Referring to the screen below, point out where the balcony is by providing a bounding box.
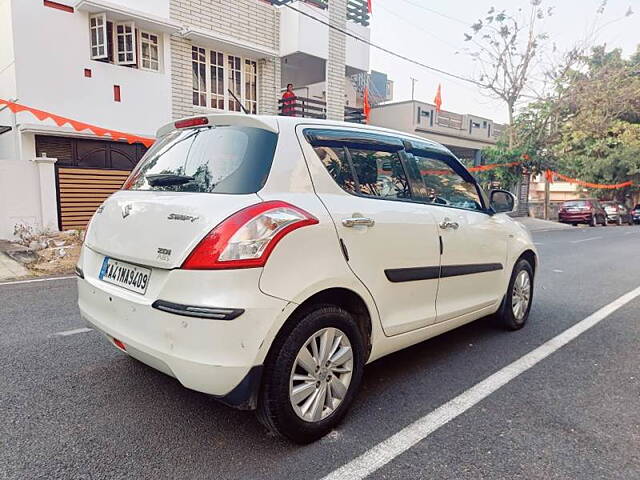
[277,96,366,123]
[271,0,370,27]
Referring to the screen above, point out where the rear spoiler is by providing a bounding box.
[156,114,279,138]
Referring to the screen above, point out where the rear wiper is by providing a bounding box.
[146,174,194,187]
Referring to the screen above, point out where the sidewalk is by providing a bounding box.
[514,216,572,233]
[0,251,31,281]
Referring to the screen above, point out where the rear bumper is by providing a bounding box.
[77,246,290,406]
[558,211,594,223]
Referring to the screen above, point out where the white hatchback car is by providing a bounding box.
[77,114,537,443]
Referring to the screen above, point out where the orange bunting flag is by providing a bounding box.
[552,171,633,189]
[434,84,443,113]
[0,98,154,147]
[367,0,372,14]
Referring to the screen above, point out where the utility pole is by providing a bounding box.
[410,77,418,101]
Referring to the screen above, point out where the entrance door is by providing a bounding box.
[300,128,442,336]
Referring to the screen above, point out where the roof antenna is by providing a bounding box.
[227,89,249,114]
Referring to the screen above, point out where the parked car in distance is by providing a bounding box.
[631,204,640,224]
[558,199,607,226]
[77,114,538,443]
[602,201,634,225]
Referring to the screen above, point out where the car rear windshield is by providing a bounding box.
[563,201,589,207]
[123,126,278,194]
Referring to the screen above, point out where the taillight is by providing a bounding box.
[181,201,319,270]
[174,117,208,129]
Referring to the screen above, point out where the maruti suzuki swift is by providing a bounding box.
[77,114,537,443]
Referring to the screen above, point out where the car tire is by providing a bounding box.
[256,305,365,444]
[496,259,534,331]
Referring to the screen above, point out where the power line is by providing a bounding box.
[282,3,483,87]
[392,0,470,26]
[375,2,464,53]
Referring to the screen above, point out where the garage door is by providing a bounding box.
[56,167,131,231]
[36,135,148,231]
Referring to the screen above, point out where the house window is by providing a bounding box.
[244,60,257,114]
[192,46,207,107]
[210,51,224,110]
[140,31,159,71]
[89,13,107,59]
[115,22,136,65]
[191,46,258,113]
[228,55,242,112]
[88,13,161,71]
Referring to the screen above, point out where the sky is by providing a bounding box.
[368,0,639,123]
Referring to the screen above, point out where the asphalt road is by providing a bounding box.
[1,224,639,480]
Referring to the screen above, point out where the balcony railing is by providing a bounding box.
[278,96,366,123]
[271,0,370,27]
[435,111,464,130]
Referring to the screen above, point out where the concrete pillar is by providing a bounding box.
[258,57,281,116]
[31,156,59,232]
[474,149,482,166]
[326,0,347,121]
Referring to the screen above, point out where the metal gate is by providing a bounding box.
[56,167,131,231]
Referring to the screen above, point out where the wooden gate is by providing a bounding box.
[56,167,131,231]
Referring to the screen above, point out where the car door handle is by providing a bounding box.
[342,217,375,228]
[439,217,459,230]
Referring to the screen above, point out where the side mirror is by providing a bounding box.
[490,189,516,214]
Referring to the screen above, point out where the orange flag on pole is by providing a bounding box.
[434,84,442,113]
[363,87,371,123]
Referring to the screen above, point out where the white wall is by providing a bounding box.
[0,0,17,159]
[369,102,415,133]
[10,0,172,137]
[280,1,369,72]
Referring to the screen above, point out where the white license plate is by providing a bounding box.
[99,257,151,294]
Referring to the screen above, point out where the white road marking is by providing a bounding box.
[534,242,544,246]
[322,285,640,480]
[570,236,602,244]
[552,269,563,273]
[55,327,93,336]
[0,275,75,286]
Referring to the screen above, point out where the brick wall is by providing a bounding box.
[169,0,280,118]
[326,0,347,121]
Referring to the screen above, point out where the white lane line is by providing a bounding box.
[552,269,563,273]
[570,236,602,244]
[55,327,93,337]
[322,285,640,480]
[0,275,75,286]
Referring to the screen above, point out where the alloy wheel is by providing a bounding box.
[512,270,531,322]
[289,327,353,422]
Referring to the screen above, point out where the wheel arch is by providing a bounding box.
[265,287,373,367]
[517,249,538,275]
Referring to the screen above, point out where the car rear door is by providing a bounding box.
[299,128,441,336]
[403,145,509,323]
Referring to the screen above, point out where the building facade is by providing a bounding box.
[370,100,505,163]
[0,0,376,238]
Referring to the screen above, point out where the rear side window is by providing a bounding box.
[563,201,588,208]
[348,149,410,200]
[313,146,356,194]
[305,128,411,201]
[124,126,277,194]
